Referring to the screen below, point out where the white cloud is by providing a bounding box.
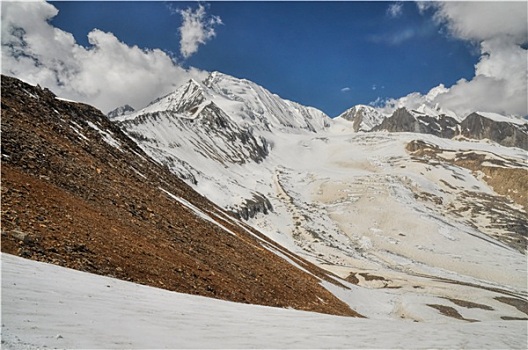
[177,4,222,59]
[385,2,528,117]
[1,0,208,113]
[434,38,527,117]
[427,2,527,44]
[387,3,403,18]
[378,85,449,115]
[340,87,351,93]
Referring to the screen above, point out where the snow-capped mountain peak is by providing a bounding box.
[127,78,207,119]
[117,71,331,134]
[200,71,331,132]
[335,104,386,132]
[107,104,135,119]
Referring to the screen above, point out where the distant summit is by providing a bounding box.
[107,104,135,119]
[335,104,386,132]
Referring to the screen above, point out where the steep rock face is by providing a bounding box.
[416,114,459,138]
[0,75,361,317]
[373,108,528,150]
[200,102,270,163]
[373,108,419,133]
[461,113,528,150]
[373,108,459,138]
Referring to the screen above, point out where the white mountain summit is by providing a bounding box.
[117,71,331,132]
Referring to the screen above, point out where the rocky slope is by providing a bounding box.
[373,107,459,138]
[0,75,361,317]
[460,112,528,150]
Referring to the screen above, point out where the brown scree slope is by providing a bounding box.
[1,75,361,317]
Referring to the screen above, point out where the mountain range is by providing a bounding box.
[2,72,527,347]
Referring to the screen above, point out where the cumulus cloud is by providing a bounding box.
[377,85,450,115]
[385,2,528,117]
[1,0,208,113]
[424,2,527,44]
[387,3,403,18]
[176,4,222,59]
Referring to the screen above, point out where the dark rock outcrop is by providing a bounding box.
[229,193,274,220]
[373,108,459,138]
[460,113,528,150]
[374,108,528,150]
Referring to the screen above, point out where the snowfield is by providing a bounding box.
[2,253,526,349]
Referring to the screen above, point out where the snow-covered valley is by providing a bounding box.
[113,71,527,326]
[249,130,528,324]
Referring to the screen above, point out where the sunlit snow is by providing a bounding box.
[2,253,526,349]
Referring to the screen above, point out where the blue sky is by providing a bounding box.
[48,1,477,116]
[3,1,526,117]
